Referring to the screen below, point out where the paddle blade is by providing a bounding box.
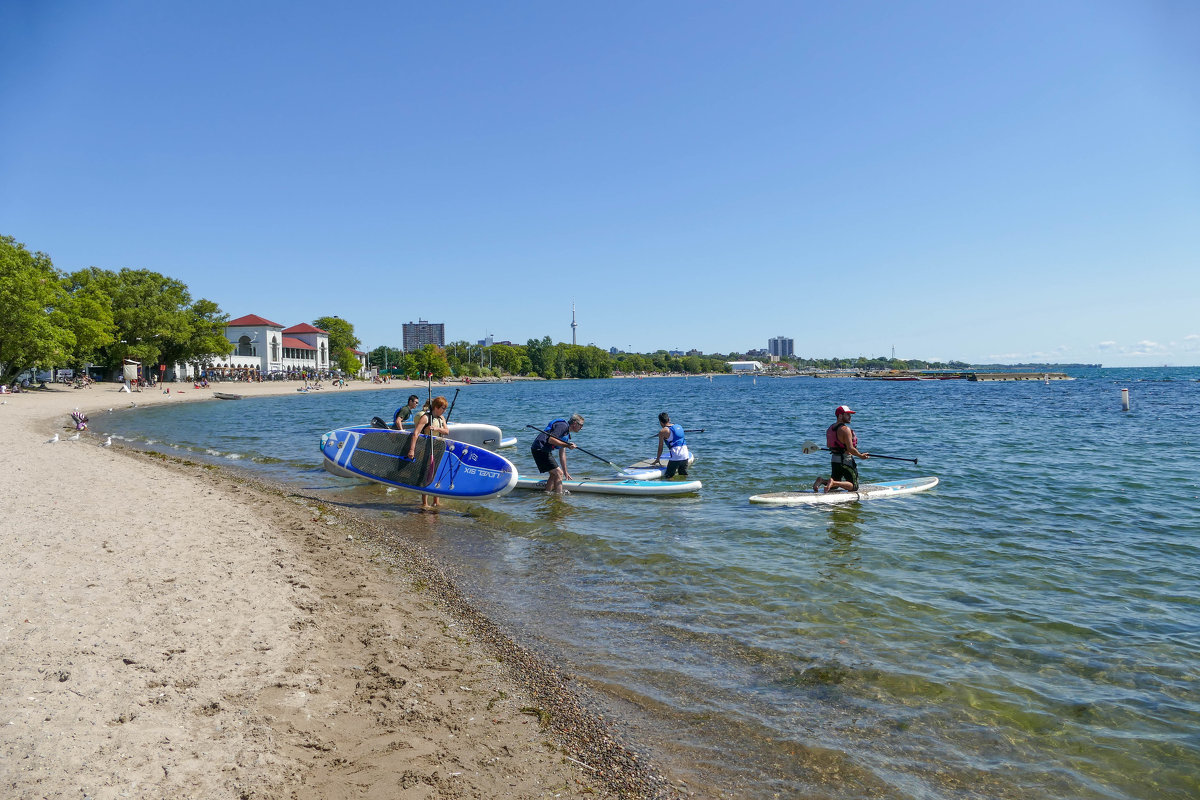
[801,440,821,455]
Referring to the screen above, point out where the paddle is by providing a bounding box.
[525,424,631,475]
[801,440,918,464]
[445,388,461,422]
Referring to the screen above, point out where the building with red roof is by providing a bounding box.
[219,315,332,376]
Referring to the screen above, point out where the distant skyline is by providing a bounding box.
[2,1,1198,367]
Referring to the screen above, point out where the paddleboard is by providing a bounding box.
[320,426,518,499]
[498,436,517,449]
[514,476,702,496]
[749,476,939,506]
[616,452,697,480]
[446,422,506,451]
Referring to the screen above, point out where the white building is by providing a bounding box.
[217,314,332,376]
[727,360,765,373]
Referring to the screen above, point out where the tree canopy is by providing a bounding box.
[313,316,360,373]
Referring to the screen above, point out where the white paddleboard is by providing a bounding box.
[617,452,697,480]
[749,476,939,506]
[446,422,505,451]
[515,476,702,496]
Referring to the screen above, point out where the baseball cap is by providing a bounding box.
[834,405,856,416]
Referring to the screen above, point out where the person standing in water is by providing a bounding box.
[652,412,691,478]
[530,414,584,494]
[393,394,420,430]
[407,395,450,510]
[814,405,870,492]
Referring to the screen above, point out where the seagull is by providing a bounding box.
[108,408,113,412]
[67,432,81,441]
[46,434,59,443]
[129,402,137,408]
[102,437,112,447]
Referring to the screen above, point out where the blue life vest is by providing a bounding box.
[536,419,571,449]
[665,423,686,449]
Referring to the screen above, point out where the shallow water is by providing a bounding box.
[102,369,1200,799]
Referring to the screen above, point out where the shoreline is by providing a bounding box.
[0,380,682,799]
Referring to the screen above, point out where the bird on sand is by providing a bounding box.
[67,432,81,441]
[102,437,112,447]
[46,433,59,443]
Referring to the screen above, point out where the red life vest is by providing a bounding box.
[827,422,857,452]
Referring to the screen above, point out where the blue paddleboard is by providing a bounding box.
[320,426,518,499]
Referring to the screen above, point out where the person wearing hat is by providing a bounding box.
[813,405,870,492]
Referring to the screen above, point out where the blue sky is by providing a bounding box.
[2,1,1197,366]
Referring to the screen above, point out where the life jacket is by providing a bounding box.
[536,419,570,449]
[827,422,856,453]
[665,424,686,450]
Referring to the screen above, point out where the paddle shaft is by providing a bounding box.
[524,424,626,473]
[818,446,917,464]
[646,428,705,437]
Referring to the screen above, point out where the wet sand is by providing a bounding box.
[0,380,681,799]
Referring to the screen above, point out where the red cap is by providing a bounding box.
[835,405,856,416]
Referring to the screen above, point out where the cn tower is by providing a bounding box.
[571,301,578,345]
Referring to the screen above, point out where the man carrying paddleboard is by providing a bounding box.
[531,414,584,494]
[652,412,691,478]
[813,405,870,492]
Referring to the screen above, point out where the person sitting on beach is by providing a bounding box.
[813,405,870,492]
[406,395,450,510]
[531,414,584,494]
[652,412,691,479]
[393,395,421,430]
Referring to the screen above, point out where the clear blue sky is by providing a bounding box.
[3,1,1197,366]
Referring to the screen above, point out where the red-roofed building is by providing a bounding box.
[220,315,331,375]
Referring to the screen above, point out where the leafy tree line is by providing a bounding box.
[366,338,734,381]
[0,234,369,385]
[1,235,234,385]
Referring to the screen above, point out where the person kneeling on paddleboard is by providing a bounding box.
[652,412,691,479]
[814,405,870,492]
[531,414,584,494]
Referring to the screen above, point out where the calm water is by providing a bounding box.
[102,369,1200,799]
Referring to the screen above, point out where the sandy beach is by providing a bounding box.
[0,380,676,799]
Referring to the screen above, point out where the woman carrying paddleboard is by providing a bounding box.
[813,405,870,493]
[407,395,450,510]
[531,414,584,494]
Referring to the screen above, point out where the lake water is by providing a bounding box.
[101,368,1200,799]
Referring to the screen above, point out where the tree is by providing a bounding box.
[312,316,360,371]
[0,235,80,384]
[368,345,404,372]
[409,344,450,380]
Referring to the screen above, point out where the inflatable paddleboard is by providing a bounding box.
[446,422,505,450]
[749,476,939,506]
[617,452,697,480]
[514,476,702,496]
[320,426,518,499]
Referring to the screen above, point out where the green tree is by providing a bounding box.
[313,316,360,371]
[0,235,80,384]
[368,345,404,372]
[409,344,450,380]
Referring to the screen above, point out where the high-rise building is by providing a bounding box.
[402,319,445,352]
[769,336,794,358]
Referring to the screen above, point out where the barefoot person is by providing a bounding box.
[531,414,584,494]
[814,405,870,492]
[652,412,691,479]
[407,395,449,510]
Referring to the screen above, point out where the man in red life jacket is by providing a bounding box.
[813,405,870,492]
